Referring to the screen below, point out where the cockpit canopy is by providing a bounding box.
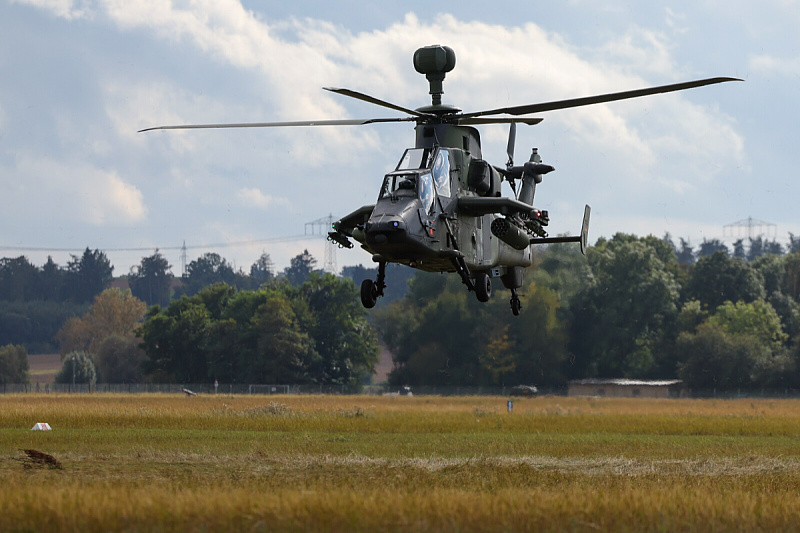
[379,172,435,214]
[390,147,453,198]
[396,148,434,171]
[380,173,419,197]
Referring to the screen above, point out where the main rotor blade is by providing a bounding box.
[459,77,743,119]
[457,117,543,126]
[138,117,413,133]
[324,87,434,118]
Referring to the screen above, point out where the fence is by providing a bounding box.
[1,383,330,395]
[1,382,799,398]
[0,383,562,396]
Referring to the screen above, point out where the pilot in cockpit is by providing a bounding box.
[396,176,415,190]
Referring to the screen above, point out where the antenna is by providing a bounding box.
[305,214,337,274]
[723,217,777,241]
[180,240,188,276]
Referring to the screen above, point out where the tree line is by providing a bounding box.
[40,274,378,389]
[375,233,800,393]
[3,234,800,394]
[0,248,112,353]
[0,248,323,352]
[671,233,800,264]
[139,275,377,387]
[0,245,378,388]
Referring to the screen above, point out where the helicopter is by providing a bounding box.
[141,45,740,315]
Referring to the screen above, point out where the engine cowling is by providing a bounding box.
[467,159,501,197]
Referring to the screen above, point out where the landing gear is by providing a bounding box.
[450,254,476,292]
[360,279,378,308]
[510,289,522,316]
[475,271,491,302]
[360,261,387,309]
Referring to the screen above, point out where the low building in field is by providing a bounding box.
[567,379,686,398]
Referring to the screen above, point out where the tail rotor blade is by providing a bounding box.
[506,122,517,168]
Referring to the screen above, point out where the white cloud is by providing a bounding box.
[99,171,147,223]
[2,154,147,225]
[103,0,273,68]
[104,80,205,154]
[2,1,755,273]
[593,212,729,242]
[664,7,689,34]
[112,5,743,234]
[596,27,678,77]
[83,3,742,191]
[11,0,92,19]
[749,54,800,77]
[236,187,291,210]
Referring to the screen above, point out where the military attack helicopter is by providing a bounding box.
[141,45,739,315]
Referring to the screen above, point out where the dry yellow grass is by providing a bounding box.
[2,394,800,531]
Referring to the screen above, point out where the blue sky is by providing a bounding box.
[1,0,798,276]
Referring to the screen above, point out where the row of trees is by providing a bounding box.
[54,288,148,384]
[0,344,29,385]
[0,249,113,304]
[140,275,377,386]
[376,234,800,392]
[569,235,800,390]
[7,234,794,308]
[129,249,323,304]
[4,234,800,393]
[668,233,800,265]
[0,247,327,306]
[0,248,327,352]
[43,274,378,388]
[374,273,572,389]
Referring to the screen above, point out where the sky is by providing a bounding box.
[1,0,798,277]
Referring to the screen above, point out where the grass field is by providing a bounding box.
[2,394,800,532]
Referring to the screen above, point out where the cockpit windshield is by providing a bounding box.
[396,148,434,170]
[432,149,451,198]
[380,173,418,198]
[379,172,436,214]
[419,172,434,213]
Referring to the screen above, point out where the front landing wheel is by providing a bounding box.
[475,272,492,303]
[361,279,378,308]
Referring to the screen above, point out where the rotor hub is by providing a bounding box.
[415,104,462,117]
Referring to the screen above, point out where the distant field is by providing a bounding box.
[2,394,800,532]
[26,353,61,384]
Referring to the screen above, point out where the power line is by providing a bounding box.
[0,234,319,254]
[723,216,778,241]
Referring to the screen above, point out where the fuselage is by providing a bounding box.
[355,123,532,273]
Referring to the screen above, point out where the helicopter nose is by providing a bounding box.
[367,218,405,231]
[365,217,406,245]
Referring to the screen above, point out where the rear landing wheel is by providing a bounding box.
[475,272,492,303]
[361,279,378,308]
[510,290,522,316]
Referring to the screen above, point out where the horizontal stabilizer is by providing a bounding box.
[530,205,591,255]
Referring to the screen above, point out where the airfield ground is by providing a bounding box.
[1,394,800,531]
[26,353,60,384]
